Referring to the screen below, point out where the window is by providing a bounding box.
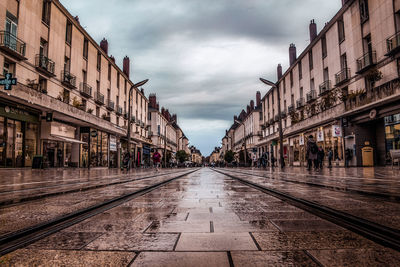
[116,117,119,126]
[300,87,303,98]
[65,20,72,45]
[64,56,70,72]
[39,38,48,57]
[298,61,302,80]
[338,17,345,43]
[124,80,127,95]
[96,80,100,92]
[291,94,294,106]
[309,50,313,70]
[340,53,347,70]
[290,71,293,87]
[283,79,286,94]
[97,52,101,71]
[63,89,70,104]
[310,78,315,91]
[117,73,120,88]
[5,12,18,37]
[3,60,15,76]
[42,0,51,25]
[83,38,88,59]
[364,34,372,54]
[108,63,111,81]
[39,76,47,93]
[82,70,87,83]
[271,91,274,104]
[323,68,329,81]
[360,0,369,23]
[321,35,327,58]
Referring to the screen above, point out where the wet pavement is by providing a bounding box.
[215,167,400,230]
[1,168,400,266]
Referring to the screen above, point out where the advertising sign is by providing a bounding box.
[317,129,324,142]
[332,125,342,137]
[299,134,304,145]
[110,135,117,151]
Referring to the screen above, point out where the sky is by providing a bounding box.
[61,0,341,156]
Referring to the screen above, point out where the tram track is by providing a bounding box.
[0,168,199,256]
[0,169,189,206]
[222,168,400,202]
[212,168,400,252]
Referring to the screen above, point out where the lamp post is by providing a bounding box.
[163,120,176,168]
[234,119,247,167]
[127,79,149,166]
[259,77,285,169]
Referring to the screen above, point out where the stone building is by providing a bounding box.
[0,0,150,168]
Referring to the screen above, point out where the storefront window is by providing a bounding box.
[24,123,38,167]
[0,117,4,166]
[90,131,98,167]
[101,132,108,167]
[81,133,89,167]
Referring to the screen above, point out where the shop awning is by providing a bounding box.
[50,135,87,144]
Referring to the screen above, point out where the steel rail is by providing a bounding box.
[0,169,199,256]
[212,168,400,252]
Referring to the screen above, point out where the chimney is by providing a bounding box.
[161,107,165,116]
[234,115,238,122]
[172,114,177,123]
[247,105,250,114]
[277,64,283,80]
[74,16,80,24]
[149,94,157,109]
[309,19,317,42]
[110,55,115,63]
[289,43,296,66]
[256,91,261,107]
[100,38,108,54]
[250,100,255,110]
[123,56,130,78]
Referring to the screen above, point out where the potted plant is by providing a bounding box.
[87,108,93,114]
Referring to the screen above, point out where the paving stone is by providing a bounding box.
[27,232,103,250]
[131,252,230,267]
[175,233,258,251]
[231,251,318,266]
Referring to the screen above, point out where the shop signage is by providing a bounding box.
[0,73,17,90]
[332,125,342,137]
[0,105,38,123]
[317,129,324,142]
[90,130,97,138]
[109,135,117,151]
[299,134,304,145]
[385,113,400,125]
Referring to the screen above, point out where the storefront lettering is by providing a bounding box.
[4,106,30,116]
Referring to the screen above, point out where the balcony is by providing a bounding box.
[61,70,76,88]
[269,118,275,125]
[0,31,26,60]
[319,80,332,96]
[35,54,55,76]
[306,90,317,102]
[131,116,136,123]
[288,104,295,113]
[335,68,351,86]
[116,105,123,115]
[356,51,377,74]
[79,83,92,98]
[106,99,115,111]
[94,91,104,105]
[386,32,400,56]
[124,112,128,119]
[296,98,305,109]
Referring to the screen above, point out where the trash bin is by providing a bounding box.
[361,145,374,167]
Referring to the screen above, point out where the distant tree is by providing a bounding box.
[224,150,235,163]
[176,150,188,163]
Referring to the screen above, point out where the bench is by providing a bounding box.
[390,149,400,169]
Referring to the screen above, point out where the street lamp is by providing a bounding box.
[164,120,176,168]
[234,119,247,167]
[127,79,149,165]
[259,77,285,169]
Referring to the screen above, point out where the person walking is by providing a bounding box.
[327,148,333,168]
[306,135,318,171]
[152,150,161,172]
[317,146,325,171]
[123,151,131,171]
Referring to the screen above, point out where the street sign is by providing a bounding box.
[0,73,17,90]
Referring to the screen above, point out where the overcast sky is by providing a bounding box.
[61,0,341,156]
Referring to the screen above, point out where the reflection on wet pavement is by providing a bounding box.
[1,168,400,266]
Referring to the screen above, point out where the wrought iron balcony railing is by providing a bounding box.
[106,99,115,111]
[288,104,295,113]
[306,90,317,102]
[94,91,105,105]
[79,83,92,98]
[319,80,332,95]
[116,105,123,115]
[296,98,305,109]
[387,32,400,56]
[35,54,55,76]
[61,70,76,88]
[356,51,376,73]
[0,31,26,60]
[335,68,350,86]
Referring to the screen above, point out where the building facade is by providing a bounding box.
[0,0,150,168]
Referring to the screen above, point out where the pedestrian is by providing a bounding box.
[317,146,325,170]
[271,153,275,167]
[345,148,352,167]
[328,148,333,168]
[123,151,130,171]
[152,150,161,171]
[306,135,318,170]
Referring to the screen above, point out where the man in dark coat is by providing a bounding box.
[306,135,318,170]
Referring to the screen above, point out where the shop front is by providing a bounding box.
[80,127,109,168]
[0,104,39,168]
[41,121,84,168]
[385,113,400,163]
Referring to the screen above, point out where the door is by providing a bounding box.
[5,18,18,50]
